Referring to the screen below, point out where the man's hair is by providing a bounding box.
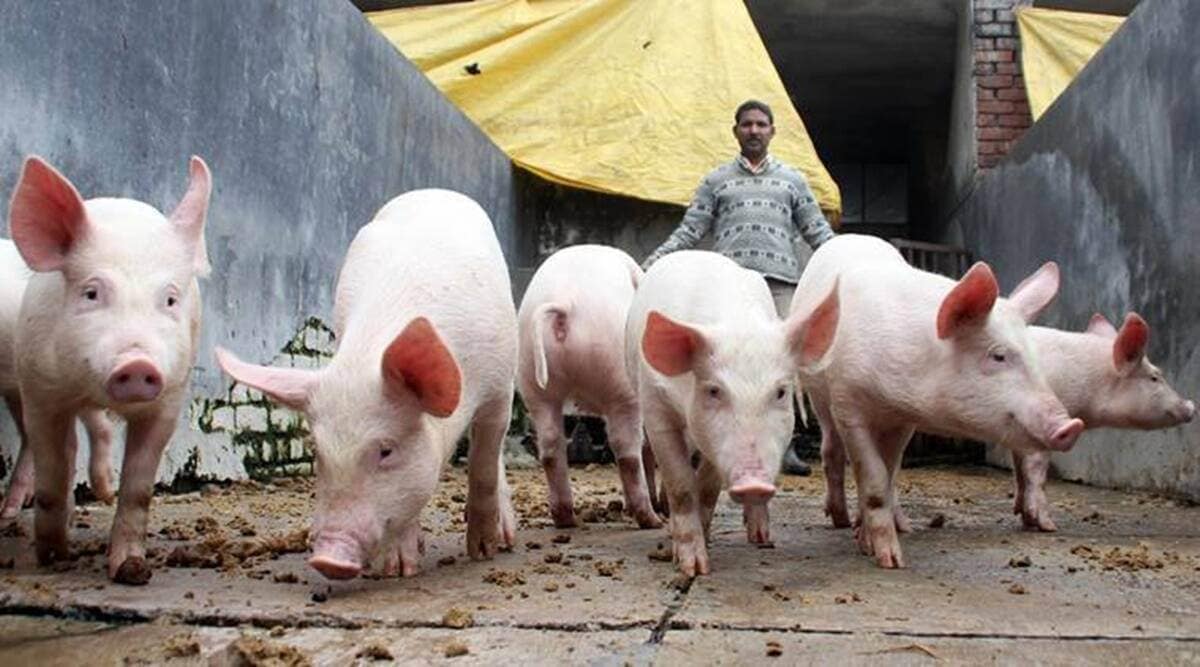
[734,99,774,125]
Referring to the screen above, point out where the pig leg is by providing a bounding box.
[28,403,78,565]
[381,521,425,578]
[812,396,851,529]
[1012,452,1028,518]
[466,396,516,560]
[642,440,667,516]
[883,427,915,534]
[81,409,116,504]
[606,406,662,529]
[497,458,516,549]
[843,421,905,569]
[107,408,177,584]
[1013,451,1056,532]
[529,401,575,527]
[743,502,770,545]
[695,458,722,540]
[647,413,709,576]
[849,427,915,534]
[1,393,34,520]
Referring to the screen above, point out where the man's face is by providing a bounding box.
[733,108,775,160]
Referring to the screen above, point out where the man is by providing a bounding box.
[642,99,836,475]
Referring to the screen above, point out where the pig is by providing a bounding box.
[516,244,661,529]
[1010,313,1195,531]
[0,239,117,518]
[626,250,839,576]
[792,234,1083,568]
[8,155,211,584]
[215,189,518,580]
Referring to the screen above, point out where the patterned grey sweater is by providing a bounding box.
[644,155,835,284]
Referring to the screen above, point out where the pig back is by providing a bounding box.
[517,245,639,398]
[334,189,517,413]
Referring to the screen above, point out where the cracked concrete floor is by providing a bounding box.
[0,464,1197,665]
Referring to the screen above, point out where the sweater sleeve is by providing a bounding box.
[792,176,835,250]
[642,176,716,269]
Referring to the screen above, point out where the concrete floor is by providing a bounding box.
[0,465,1197,665]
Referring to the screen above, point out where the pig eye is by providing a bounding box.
[82,286,100,301]
[705,384,722,400]
[1150,374,1161,384]
[380,446,394,460]
[988,348,1008,363]
[163,286,181,309]
[775,386,787,401]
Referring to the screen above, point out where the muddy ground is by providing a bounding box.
[0,464,1197,665]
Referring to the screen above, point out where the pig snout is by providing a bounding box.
[308,534,364,580]
[105,357,164,403]
[728,470,776,504]
[1045,417,1084,452]
[1017,398,1084,452]
[1172,399,1195,424]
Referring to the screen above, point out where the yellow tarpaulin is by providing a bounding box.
[368,0,841,217]
[1016,7,1125,121]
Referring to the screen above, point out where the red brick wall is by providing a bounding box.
[975,0,1034,168]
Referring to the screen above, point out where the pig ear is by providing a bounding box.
[169,156,212,277]
[8,156,89,272]
[936,262,999,339]
[1112,312,1149,375]
[381,317,462,418]
[1086,312,1118,339]
[1007,261,1060,323]
[642,311,708,376]
[214,346,316,411]
[786,277,839,371]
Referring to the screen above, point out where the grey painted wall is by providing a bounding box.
[952,0,1200,498]
[936,0,977,245]
[512,170,685,297]
[0,0,517,483]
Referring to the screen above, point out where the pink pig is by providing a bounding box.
[1011,313,1195,531]
[216,189,518,580]
[9,156,211,584]
[0,239,116,518]
[792,234,1082,568]
[516,245,661,529]
[627,250,839,576]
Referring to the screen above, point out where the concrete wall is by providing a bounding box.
[0,0,518,483]
[935,0,978,244]
[512,170,684,295]
[952,0,1200,499]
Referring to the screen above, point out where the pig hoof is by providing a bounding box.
[91,482,116,506]
[0,489,33,520]
[0,502,23,521]
[893,508,913,534]
[876,550,905,569]
[862,523,905,569]
[112,556,153,585]
[634,509,664,530]
[671,536,710,577]
[35,538,69,566]
[466,511,502,561]
[746,525,771,545]
[401,558,421,578]
[1021,511,1057,532]
[549,503,577,528]
[825,504,851,529]
[498,511,516,550]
